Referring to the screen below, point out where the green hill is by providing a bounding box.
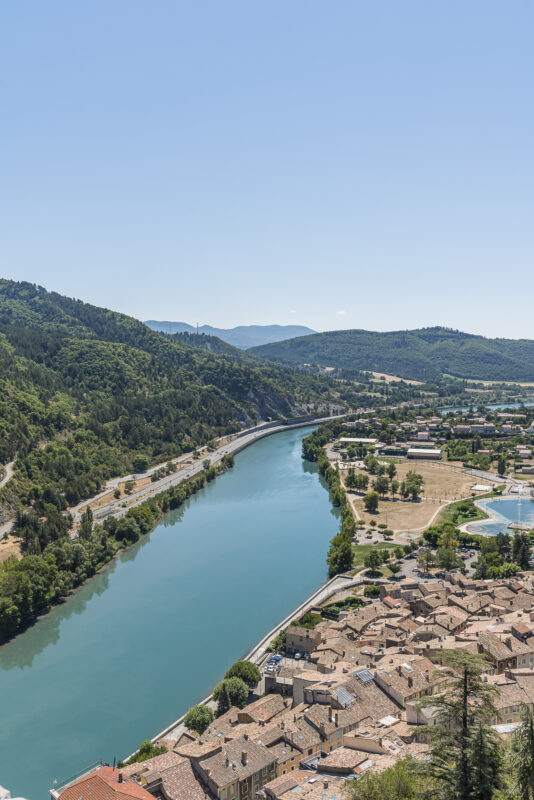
[0,280,338,512]
[250,327,534,382]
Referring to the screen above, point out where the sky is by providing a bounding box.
[1,1,533,337]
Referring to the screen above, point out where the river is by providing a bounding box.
[0,427,339,799]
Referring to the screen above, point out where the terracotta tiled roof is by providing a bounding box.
[59,767,154,800]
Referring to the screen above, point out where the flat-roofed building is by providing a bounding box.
[407,448,442,460]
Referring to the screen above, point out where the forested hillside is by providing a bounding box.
[0,280,341,513]
[251,327,534,381]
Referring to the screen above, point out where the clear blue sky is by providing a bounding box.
[1,1,533,337]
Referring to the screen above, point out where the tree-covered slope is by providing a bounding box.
[0,280,338,511]
[250,327,534,382]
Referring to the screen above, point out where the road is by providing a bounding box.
[148,571,365,746]
[70,415,348,531]
[0,460,14,490]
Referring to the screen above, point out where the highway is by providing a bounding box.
[72,415,347,530]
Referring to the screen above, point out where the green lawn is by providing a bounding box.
[352,541,396,567]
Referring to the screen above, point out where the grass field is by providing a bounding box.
[352,541,395,566]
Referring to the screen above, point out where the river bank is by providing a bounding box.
[0,426,342,800]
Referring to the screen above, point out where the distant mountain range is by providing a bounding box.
[144,321,316,349]
[250,327,534,382]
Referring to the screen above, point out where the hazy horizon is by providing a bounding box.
[2,1,533,337]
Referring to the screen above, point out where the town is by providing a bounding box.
[40,404,534,800]
[48,566,534,800]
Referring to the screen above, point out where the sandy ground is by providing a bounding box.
[0,534,23,563]
[340,460,485,532]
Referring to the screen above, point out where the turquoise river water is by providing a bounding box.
[0,427,339,799]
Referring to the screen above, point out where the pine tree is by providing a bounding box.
[418,650,497,800]
[467,723,502,800]
[511,704,534,800]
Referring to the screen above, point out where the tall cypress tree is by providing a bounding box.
[418,650,497,800]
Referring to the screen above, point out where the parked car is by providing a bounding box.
[294,652,302,660]
[271,655,281,662]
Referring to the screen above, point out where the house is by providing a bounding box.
[121,752,211,800]
[285,626,321,656]
[194,736,277,800]
[52,766,155,800]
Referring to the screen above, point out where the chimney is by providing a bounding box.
[244,733,249,741]
[424,670,429,682]
[118,773,123,784]
[328,705,333,721]
[242,751,248,766]
[335,713,339,726]
[320,723,326,735]
[281,721,285,730]
[225,757,230,767]
[408,677,413,688]
[323,779,329,789]
[396,665,402,675]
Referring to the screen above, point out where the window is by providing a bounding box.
[337,730,341,738]
[262,767,267,776]
[221,792,226,800]
[329,734,333,743]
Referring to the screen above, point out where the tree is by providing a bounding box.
[355,473,369,492]
[345,467,357,488]
[327,534,353,576]
[184,704,215,735]
[404,470,424,500]
[224,660,261,690]
[513,533,531,570]
[394,546,404,559]
[390,478,400,498]
[418,650,498,800]
[373,476,389,497]
[438,524,459,551]
[498,455,506,476]
[363,491,379,513]
[78,507,93,540]
[467,723,502,800]
[417,547,434,573]
[364,549,382,573]
[511,704,534,800]
[364,454,379,474]
[389,562,401,576]
[437,547,460,572]
[387,462,397,479]
[132,454,149,473]
[213,677,251,715]
[344,756,436,800]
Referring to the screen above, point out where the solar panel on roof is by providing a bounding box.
[333,686,355,707]
[354,668,374,683]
